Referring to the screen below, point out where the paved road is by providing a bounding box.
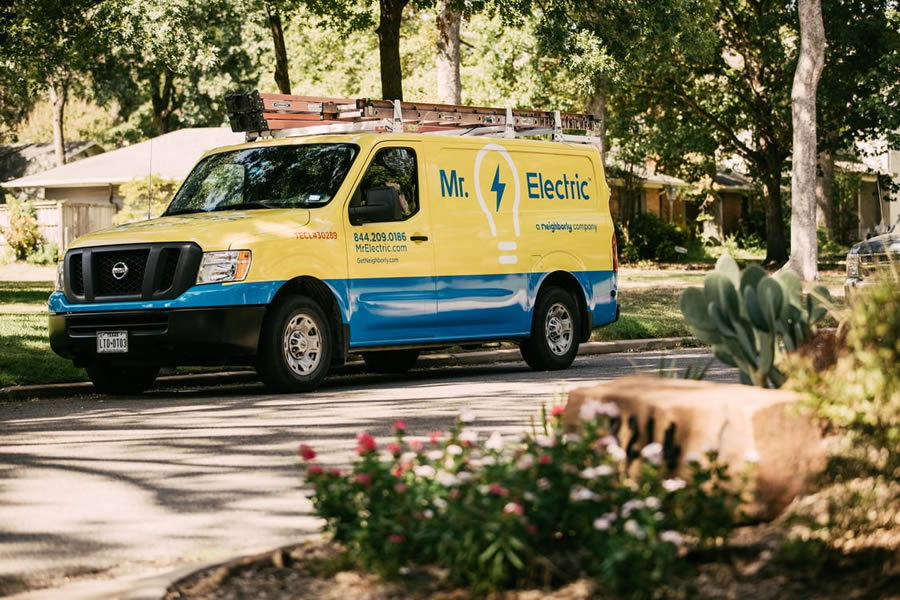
[0,348,735,599]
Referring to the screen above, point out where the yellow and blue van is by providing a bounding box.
[49,132,619,393]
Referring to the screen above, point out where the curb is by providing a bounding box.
[1,337,697,401]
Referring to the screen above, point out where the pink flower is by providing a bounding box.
[489,483,510,497]
[307,464,324,476]
[409,440,423,452]
[538,454,552,465]
[503,502,524,515]
[526,524,537,535]
[328,468,342,477]
[297,444,316,461]
[354,473,372,485]
[388,534,406,544]
[551,405,565,417]
[356,432,376,454]
[429,431,443,444]
[393,420,407,432]
[394,482,407,493]
[387,442,401,455]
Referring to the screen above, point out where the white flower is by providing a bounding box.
[537,477,551,490]
[624,519,645,539]
[480,455,496,466]
[446,444,463,456]
[432,497,448,509]
[579,399,603,420]
[660,530,684,546]
[580,467,596,479]
[599,435,620,448]
[414,465,435,478]
[444,456,456,470]
[400,452,417,463]
[602,512,618,522]
[423,509,434,519]
[516,454,535,470]
[744,448,761,464]
[478,484,490,495]
[598,402,620,417]
[459,430,479,443]
[563,433,582,445]
[622,499,644,517]
[662,478,687,493]
[484,432,504,451]
[641,442,663,465]
[595,464,614,477]
[426,450,443,461]
[436,471,459,487]
[607,445,627,462]
[685,451,701,464]
[523,491,536,502]
[535,435,555,448]
[645,496,661,510]
[570,486,599,502]
[593,517,611,531]
[655,511,664,521]
[459,409,476,423]
[457,471,473,483]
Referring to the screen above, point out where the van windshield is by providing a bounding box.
[164,143,358,216]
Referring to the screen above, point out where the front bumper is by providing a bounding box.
[49,306,266,367]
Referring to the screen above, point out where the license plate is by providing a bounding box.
[97,331,128,353]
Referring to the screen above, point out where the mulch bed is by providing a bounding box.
[164,525,900,600]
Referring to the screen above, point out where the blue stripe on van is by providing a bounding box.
[48,270,617,346]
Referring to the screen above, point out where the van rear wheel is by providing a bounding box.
[520,287,580,371]
[363,349,420,374]
[87,362,159,395]
[257,295,331,393]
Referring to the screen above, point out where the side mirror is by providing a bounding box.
[349,186,402,224]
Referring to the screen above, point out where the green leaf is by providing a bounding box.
[715,253,741,289]
[478,540,501,565]
[744,286,770,331]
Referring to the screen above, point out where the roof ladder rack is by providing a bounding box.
[224,89,601,144]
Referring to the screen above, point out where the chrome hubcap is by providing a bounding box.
[282,313,322,375]
[545,302,573,356]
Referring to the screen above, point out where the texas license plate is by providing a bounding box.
[97,331,128,353]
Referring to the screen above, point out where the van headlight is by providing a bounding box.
[196,250,252,285]
[55,260,65,292]
[846,253,859,279]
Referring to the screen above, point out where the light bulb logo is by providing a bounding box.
[474,143,520,265]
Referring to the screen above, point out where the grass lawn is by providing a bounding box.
[592,286,692,341]
[0,280,87,387]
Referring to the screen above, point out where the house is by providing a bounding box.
[0,141,105,202]
[1,128,245,252]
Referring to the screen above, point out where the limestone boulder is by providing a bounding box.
[566,375,827,520]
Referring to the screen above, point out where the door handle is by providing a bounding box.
[411,235,429,242]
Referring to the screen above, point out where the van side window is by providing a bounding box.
[350,147,419,223]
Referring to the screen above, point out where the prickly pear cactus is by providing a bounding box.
[680,255,831,387]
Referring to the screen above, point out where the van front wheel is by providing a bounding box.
[257,296,331,393]
[520,287,580,371]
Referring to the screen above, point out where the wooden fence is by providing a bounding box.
[0,201,116,253]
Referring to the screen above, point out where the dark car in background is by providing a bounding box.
[845,217,900,298]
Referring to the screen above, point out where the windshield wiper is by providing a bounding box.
[211,201,276,212]
[164,208,203,216]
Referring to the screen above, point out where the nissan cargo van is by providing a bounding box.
[49,129,618,394]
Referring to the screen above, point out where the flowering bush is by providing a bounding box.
[299,408,747,597]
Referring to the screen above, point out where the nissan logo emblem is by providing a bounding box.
[111,262,129,280]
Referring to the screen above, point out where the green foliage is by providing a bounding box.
[680,255,831,387]
[26,241,58,265]
[300,410,746,597]
[116,177,180,225]
[622,213,688,263]
[2,198,42,260]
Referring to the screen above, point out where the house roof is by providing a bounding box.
[715,170,754,189]
[0,141,105,183]
[2,128,245,189]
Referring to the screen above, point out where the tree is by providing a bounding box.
[788,0,825,281]
[436,0,462,103]
[265,1,293,94]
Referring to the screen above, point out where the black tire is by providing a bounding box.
[256,295,332,393]
[520,287,581,371]
[87,362,159,395]
[362,349,420,374]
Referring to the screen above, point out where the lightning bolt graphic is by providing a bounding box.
[491,164,506,212]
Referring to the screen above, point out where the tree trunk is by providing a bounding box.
[265,1,292,95]
[150,68,176,135]
[764,174,789,265]
[788,0,825,281]
[587,88,608,167]
[816,149,834,240]
[377,0,409,101]
[48,80,68,167]
[435,0,461,104]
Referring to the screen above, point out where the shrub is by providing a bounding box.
[622,213,688,263]
[116,176,180,225]
[2,198,42,260]
[26,241,59,265]
[299,406,748,597]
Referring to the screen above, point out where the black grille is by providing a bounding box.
[67,312,169,337]
[159,249,181,291]
[95,250,149,297]
[63,243,203,304]
[71,257,84,295]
